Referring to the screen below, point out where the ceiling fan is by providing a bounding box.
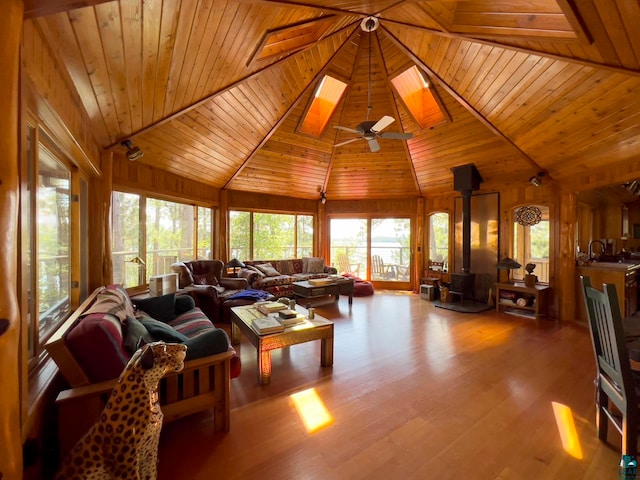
[334,17,413,153]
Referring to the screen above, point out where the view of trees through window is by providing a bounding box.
[429,212,449,266]
[513,205,550,282]
[229,211,313,260]
[37,146,71,339]
[330,218,411,281]
[111,192,213,287]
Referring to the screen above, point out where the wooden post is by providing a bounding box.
[0,0,24,478]
[558,190,577,322]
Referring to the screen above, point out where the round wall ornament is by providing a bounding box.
[515,205,542,226]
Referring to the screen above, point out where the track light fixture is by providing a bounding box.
[320,192,327,204]
[529,171,545,187]
[121,139,144,161]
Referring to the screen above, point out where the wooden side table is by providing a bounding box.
[495,282,550,320]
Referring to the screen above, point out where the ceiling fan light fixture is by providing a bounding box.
[121,139,144,161]
[360,16,379,32]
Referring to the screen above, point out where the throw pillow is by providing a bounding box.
[306,257,325,274]
[192,272,219,286]
[238,268,259,284]
[123,316,154,355]
[140,317,188,343]
[84,284,136,323]
[247,265,266,278]
[175,295,196,315]
[132,293,176,323]
[183,329,230,360]
[255,263,281,277]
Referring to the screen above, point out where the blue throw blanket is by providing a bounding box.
[227,289,271,301]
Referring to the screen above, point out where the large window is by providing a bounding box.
[229,210,314,260]
[111,191,213,287]
[513,205,550,283]
[20,125,82,363]
[330,217,411,282]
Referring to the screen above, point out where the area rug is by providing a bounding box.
[432,300,493,313]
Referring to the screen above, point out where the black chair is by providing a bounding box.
[580,275,639,456]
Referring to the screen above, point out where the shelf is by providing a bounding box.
[495,282,550,321]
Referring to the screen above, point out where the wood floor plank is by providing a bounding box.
[157,291,622,479]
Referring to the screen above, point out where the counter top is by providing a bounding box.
[578,262,640,272]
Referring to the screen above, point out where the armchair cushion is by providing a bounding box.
[132,293,177,323]
[193,272,219,286]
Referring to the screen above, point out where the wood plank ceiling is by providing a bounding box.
[27,0,640,200]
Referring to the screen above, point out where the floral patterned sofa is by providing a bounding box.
[240,258,337,298]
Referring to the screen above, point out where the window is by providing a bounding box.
[111,191,213,287]
[330,218,367,277]
[428,212,449,267]
[20,125,81,363]
[228,210,314,260]
[513,205,550,283]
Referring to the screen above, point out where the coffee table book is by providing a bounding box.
[255,302,287,315]
[278,313,306,327]
[252,316,285,335]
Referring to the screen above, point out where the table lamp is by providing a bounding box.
[226,258,245,277]
[497,257,521,284]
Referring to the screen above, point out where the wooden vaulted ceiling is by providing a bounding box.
[25,0,640,200]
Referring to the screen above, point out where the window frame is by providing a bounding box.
[228,209,315,260]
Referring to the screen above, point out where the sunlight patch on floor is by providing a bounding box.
[290,387,334,433]
[552,401,583,459]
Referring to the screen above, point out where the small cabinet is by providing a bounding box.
[495,282,551,320]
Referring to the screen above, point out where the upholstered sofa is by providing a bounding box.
[171,260,250,324]
[240,258,337,298]
[45,284,239,455]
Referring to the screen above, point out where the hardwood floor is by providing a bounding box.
[157,291,622,479]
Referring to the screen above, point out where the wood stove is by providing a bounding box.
[450,164,483,301]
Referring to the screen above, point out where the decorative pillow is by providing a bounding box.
[276,260,295,276]
[192,272,219,286]
[83,284,136,323]
[140,317,188,343]
[306,257,325,274]
[247,265,266,278]
[184,329,230,360]
[132,293,176,323]
[238,268,259,284]
[255,263,281,277]
[123,316,154,355]
[175,295,196,315]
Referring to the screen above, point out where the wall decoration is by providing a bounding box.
[514,205,542,226]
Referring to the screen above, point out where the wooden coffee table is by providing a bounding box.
[230,304,334,385]
[292,278,354,307]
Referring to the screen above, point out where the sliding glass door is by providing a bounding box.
[330,217,412,286]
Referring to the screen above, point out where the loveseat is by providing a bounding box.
[240,257,337,298]
[171,259,250,323]
[45,284,239,455]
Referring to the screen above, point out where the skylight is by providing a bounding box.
[249,16,335,65]
[391,66,448,130]
[298,75,348,137]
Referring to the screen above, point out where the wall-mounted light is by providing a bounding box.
[320,192,327,204]
[121,139,144,161]
[529,171,545,187]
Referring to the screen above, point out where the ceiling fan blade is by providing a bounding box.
[334,126,361,134]
[371,115,395,133]
[335,138,362,148]
[380,132,414,140]
[368,138,380,152]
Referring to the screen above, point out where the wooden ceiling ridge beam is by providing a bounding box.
[223,26,362,190]
[105,22,358,150]
[380,25,547,178]
[380,18,640,78]
[376,31,421,196]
